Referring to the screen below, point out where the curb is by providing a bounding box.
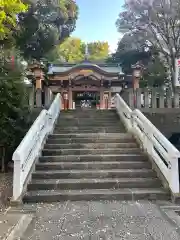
[3,214,34,240]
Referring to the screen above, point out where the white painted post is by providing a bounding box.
[12,158,21,201]
[169,157,180,194]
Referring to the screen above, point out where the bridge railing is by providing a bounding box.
[115,93,180,195]
[12,93,61,201]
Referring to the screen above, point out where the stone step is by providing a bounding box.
[59,111,117,116]
[54,129,126,133]
[35,161,150,171]
[32,169,156,179]
[48,133,134,140]
[42,148,142,156]
[46,138,134,144]
[58,114,118,118]
[59,116,119,119]
[39,154,147,162]
[56,121,120,126]
[23,188,170,203]
[54,126,125,131]
[44,142,138,149]
[59,114,118,118]
[58,118,119,122]
[27,178,162,191]
[60,110,116,112]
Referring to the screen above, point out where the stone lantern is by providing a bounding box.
[131,61,144,90]
[28,60,45,108]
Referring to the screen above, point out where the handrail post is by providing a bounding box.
[170,157,179,194]
[12,158,21,201]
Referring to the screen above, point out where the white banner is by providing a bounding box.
[175,58,180,86]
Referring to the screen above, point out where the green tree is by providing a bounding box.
[116,0,180,88]
[0,0,28,40]
[55,37,85,63]
[141,57,167,87]
[107,33,152,74]
[47,38,110,63]
[0,58,31,170]
[15,0,78,60]
[88,41,109,61]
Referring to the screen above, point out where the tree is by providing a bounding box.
[0,0,27,40]
[141,57,167,87]
[107,33,152,74]
[116,0,180,88]
[0,58,31,170]
[48,37,85,63]
[15,0,78,60]
[87,41,109,61]
[46,38,110,63]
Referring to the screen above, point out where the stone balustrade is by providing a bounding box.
[115,93,180,197]
[122,87,180,109]
[12,94,61,201]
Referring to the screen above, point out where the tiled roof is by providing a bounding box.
[48,62,124,75]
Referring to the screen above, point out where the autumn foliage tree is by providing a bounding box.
[57,37,85,62]
[46,37,110,63]
[87,41,109,61]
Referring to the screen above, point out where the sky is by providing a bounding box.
[72,0,124,53]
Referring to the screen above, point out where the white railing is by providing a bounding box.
[12,93,61,201]
[115,93,180,195]
[115,93,132,131]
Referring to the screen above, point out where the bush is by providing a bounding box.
[0,62,31,171]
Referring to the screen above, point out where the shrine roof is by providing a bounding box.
[48,61,124,75]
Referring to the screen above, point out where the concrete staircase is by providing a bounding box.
[23,110,170,203]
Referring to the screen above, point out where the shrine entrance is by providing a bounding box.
[73,91,100,108]
[31,61,125,110]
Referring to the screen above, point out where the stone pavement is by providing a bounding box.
[21,200,180,240]
[0,208,33,240]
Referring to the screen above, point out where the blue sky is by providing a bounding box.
[72,0,124,53]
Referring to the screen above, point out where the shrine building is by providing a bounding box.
[28,60,134,110]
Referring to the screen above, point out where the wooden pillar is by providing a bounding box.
[108,90,112,109]
[35,78,42,108]
[100,88,104,109]
[68,88,73,110]
[104,93,109,109]
[64,92,68,110]
[60,90,64,110]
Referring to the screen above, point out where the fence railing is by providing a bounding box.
[12,93,61,201]
[122,87,180,109]
[115,93,180,194]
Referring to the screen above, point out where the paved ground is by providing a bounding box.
[21,200,180,240]
[0,173,12,212]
